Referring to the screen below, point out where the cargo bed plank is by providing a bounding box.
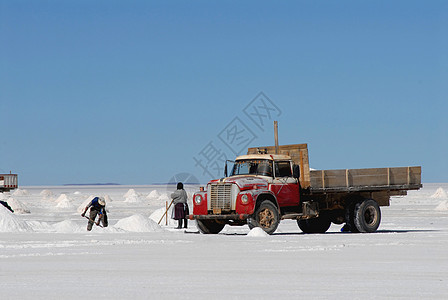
[309,166,421,191]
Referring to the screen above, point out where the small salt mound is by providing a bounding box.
[435,201,448,211]
[114,214,162,232]
[158,193,170,202]
[124,189,141,203]
[40,189,54,198]
[53,220,84,233]
[56,197,75,209]
[247,227,269,237]
[0,205,33,232]
[40,190,54,197]
[149,207,176,226]
[104,194,113,203]
[56,194,72,203]
[13,189,29,196]
[6,197,31,214]
[147,190,160,200]
[74,191,81,195]
[124,194,141,203]
[431,188,448,199]
[124,189,139,198]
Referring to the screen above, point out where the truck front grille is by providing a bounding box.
[210,183,232,211]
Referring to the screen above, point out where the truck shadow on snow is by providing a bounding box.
[269,229,439,236]
[217,229,439,236]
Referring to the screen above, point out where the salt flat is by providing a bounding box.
[1,184,447,299]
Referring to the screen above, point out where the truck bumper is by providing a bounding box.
[187,214,250,221]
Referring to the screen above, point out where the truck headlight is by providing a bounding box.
[241,194,249,204]
[194,194,203,205]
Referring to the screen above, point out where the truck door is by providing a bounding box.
[270,161,300,207]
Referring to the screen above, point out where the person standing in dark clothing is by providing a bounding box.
[171,182,189,229]
[81,196,108,231]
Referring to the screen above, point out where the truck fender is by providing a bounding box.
[253,191,280,214]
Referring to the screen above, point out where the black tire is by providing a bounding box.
[297,213,331,233]
[196,219,225,234]
[353,199,381,233]
[248,201,280,235]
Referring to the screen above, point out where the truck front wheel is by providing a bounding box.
[297,214,331,233]
[248,201,279,235]
[196,220,225,234]
[353,199,381,233]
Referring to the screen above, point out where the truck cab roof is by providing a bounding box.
[235,154,292,161]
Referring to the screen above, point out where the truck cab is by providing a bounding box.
[230,154,300,208]
[191,154,303,234]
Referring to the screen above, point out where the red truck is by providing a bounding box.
[188,144,421,234]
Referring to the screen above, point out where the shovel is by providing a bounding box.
[83,215,104,228]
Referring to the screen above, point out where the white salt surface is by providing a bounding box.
[435,200,448,211]
[53,220,84,233]
[0,183,447,299]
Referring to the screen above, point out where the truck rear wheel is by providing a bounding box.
[248,201,279,235]
[196,220,225,234]
[297,214,331,233]
[354,199,381,233]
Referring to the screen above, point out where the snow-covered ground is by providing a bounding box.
[1,184,447,299]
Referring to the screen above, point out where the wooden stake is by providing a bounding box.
[158,199,174,225]
[274,121,279,154]
[345,169,349,188]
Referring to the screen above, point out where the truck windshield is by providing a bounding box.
[231,160,273,176]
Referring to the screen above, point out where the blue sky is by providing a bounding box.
[1,0,447,185]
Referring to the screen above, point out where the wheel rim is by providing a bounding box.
[364,206,378,226]
[258,208,274,228]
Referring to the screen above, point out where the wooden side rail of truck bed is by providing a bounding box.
[309,166,422,193]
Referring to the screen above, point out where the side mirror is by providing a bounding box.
[293,164,300,179]
[224,163,228,177]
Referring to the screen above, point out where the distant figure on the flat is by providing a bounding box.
[81,196,108,231]
[171,182,189,229]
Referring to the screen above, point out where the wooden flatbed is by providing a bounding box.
[248,144,422,207]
